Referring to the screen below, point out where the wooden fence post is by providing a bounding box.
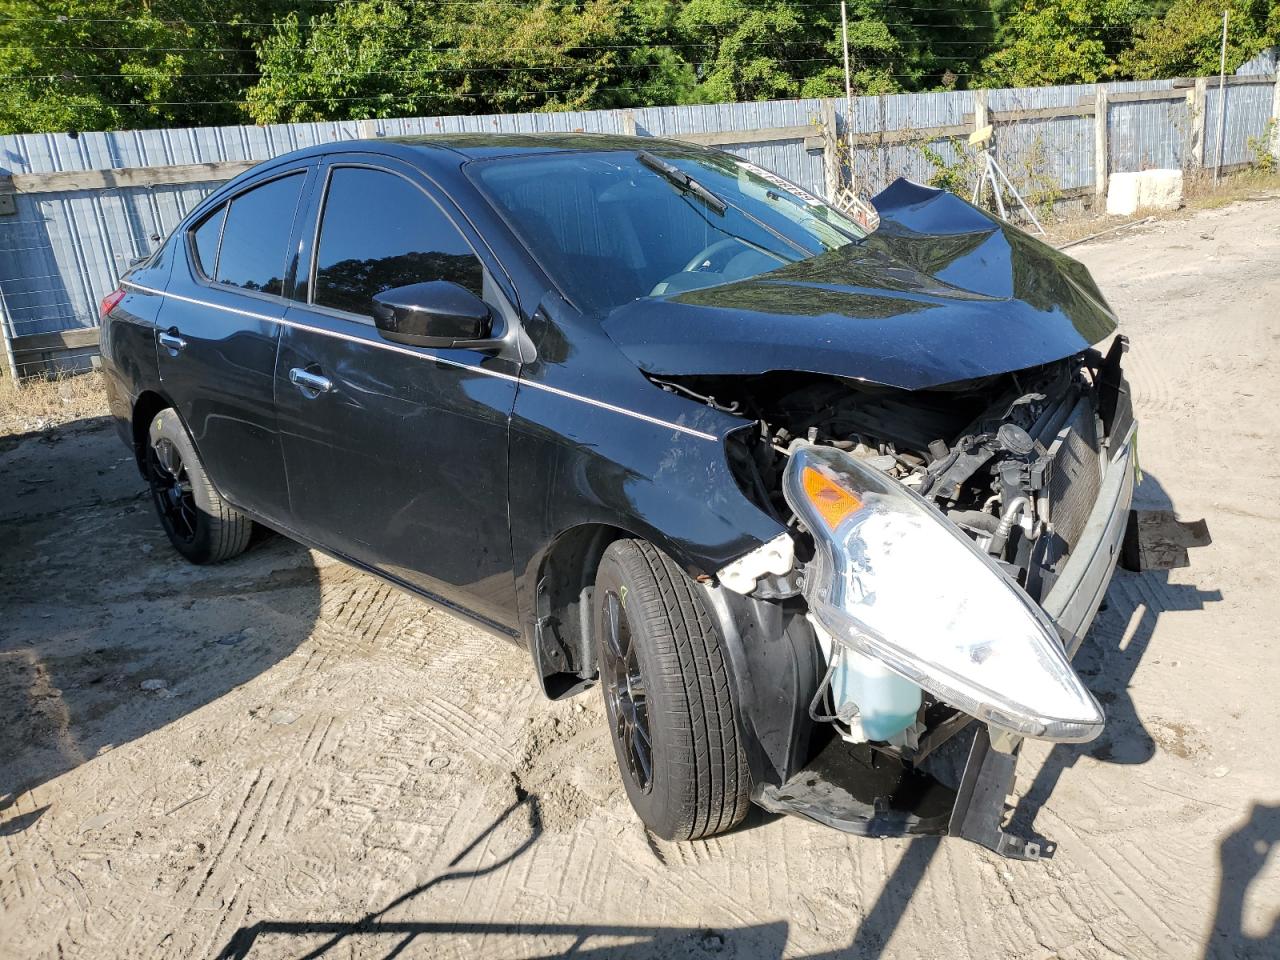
[621,109,637,136]
[1094,86,1109,201]
[1188,77,1208,171]
[1271,73,1280,161]
[821,99,840,199]
[0,284,17,382]
[973,88,988,134]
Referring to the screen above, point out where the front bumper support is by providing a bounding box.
[949,727,1046,860]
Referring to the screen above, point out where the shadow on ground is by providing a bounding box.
[1205,803,1280,960]
[217,792,795,960]
[0,417,322,824]
[847,470,1222,959]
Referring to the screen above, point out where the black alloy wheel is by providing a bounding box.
[601,588,653,792]
[143,409,254,564]
[147,435,197,544]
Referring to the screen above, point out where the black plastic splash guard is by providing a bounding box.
[754,738,955,837]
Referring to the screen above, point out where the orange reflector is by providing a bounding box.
[802,465,863,530]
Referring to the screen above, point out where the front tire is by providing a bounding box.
[145,409,253,564]
[593,539,749,840]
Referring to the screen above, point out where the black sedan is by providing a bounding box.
[100,134,1135,857]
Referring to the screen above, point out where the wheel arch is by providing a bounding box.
[525,505,774,702]
[130,388,176,473]
[527,521,631,700]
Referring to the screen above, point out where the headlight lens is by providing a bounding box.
[784,444,1104,743]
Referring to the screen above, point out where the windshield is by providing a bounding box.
[470,148,866,315]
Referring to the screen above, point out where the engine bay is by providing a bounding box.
[654,339,1131,605]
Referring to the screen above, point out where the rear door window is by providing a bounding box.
[214,173,306,296]
[190,205,225,279]
[312,166,483,317]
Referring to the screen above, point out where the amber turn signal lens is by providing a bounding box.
[801,465,863,530]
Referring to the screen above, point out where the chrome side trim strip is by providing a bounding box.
[513,377,718,441]
[126,280,276,324]
[123,280,719,442]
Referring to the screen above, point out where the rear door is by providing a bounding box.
[275,157,521,632]
[156,167,313,521]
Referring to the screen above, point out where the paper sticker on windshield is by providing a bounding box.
[735,160,824,206]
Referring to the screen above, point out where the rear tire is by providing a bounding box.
[593,539,749,840]
[145,409,253,564]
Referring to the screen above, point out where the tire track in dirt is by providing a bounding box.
[183,770,273,904]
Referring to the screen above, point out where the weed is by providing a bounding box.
[0,369,108,439]
[920,140,982,196]
[1247,119,1277,175]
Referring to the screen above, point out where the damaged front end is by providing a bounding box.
[687,338,1136,859]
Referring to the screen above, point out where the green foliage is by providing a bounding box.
[246,0,678,123]
[981,0,1145,86]
[1248,119,1278,172]
[0,1,286,134]
[246,0,998,121]
[1120,0,1279,79]
[0,0,1274,134]
[921,132,1061,223]
[920,140,982,195]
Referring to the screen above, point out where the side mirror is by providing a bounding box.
[371,281,494,348]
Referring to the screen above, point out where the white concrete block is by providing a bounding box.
[1137,169,1183,210]
[1106,173,1141,216]
[1106,169,1183,216]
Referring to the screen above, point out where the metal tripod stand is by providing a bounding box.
[969,125,1045,235]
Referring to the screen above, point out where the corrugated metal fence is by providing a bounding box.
[2,53,1278,377]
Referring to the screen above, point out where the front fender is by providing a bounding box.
[507,293,788,698]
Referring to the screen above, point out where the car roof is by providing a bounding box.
[383,132,703,159]
[264,132,708,172]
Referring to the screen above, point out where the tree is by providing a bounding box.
[847,0,998,94]
[1120,0,1279,79]
[0,1,286,134]
[671,0,997,103]
[981,0,1144,87]
[2,0,1272,135]
[245,0,689,123]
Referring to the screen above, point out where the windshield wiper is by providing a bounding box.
[637,150,727,215]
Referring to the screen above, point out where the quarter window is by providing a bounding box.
[312,167,483,317]
[214,173,306,296]
[190,205,225,278]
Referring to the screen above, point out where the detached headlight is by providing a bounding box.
[783,444,1104,743]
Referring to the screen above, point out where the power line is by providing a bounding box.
[1,56,852,83]
[80,70,987,109]
[0,14,1008,39]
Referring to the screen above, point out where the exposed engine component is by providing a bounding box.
[663,348,1129,598]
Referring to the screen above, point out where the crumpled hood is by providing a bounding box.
[602,178,1118,391]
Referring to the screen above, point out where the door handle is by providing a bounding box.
[158,328,186,353]
[289,367,333,396]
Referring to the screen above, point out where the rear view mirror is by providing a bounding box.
[372,281,493,348]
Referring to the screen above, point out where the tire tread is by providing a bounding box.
[147,409,253,564]
[600,539,749,840]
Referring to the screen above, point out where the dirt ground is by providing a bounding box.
[3,196,1279,960]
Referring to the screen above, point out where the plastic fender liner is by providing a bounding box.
[698,585,821,790]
